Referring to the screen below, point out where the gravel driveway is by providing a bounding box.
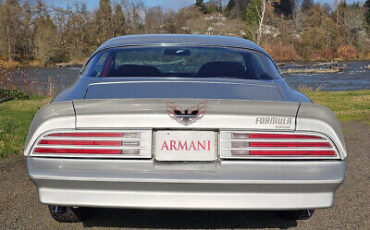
[0,121,369,230]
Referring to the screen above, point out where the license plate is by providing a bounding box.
[155,131,217,161]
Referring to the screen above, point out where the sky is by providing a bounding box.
[43,0,366,11]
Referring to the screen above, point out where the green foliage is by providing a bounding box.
[196,0,207,13]
[245,0,261,41]
[0,98,50,157]
[204,0,222,14]
[112,4,126,36]
[96,0,113,43]
[0,89,28,100]
[273,0,295,19]
[225,0,249,20]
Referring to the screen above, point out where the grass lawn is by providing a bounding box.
[304,89,370,123]
[0,98,50,157]
[0,89,369,158]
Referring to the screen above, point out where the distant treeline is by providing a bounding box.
[0,0,369,66]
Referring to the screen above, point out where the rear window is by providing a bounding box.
[84,46,281,80]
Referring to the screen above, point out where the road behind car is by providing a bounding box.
[0,121,368,230]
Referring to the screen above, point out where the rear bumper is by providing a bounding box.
[27,157,345,210]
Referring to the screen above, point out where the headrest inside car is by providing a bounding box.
[198,61,247,78]
[111,64,161,77]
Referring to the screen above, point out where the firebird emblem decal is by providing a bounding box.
[166,101,207,126]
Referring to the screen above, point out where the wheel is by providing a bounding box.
[48,205,90,222]
[280,209,315,220]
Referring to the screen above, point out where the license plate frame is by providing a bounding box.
[155,130,217,161]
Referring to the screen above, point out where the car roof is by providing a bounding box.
[95,34,267,54]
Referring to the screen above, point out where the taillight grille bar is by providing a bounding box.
[31,130,152,158]
[220,131,339,159]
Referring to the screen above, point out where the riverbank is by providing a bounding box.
[0,58,86,69]
[0,89,369,158]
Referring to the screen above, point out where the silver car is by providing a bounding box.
[25,34,346,222]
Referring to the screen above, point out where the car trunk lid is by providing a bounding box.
[84,80,283,101]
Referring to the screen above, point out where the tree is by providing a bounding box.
[145,6,164,33]
[365,0,370,26]
[226,0,250,20]
[257,0,266,44]
[122,0,145,34]
[245,0,261,41]
[204,0,223,14]
[301,0,313,12]
[0,0,22,61]
[273,0,295,19]
[96,0,113,44]
[112,4,126,36]
[196,0,207,13]
[19,1,34,60]
[64,2,90,60]
[34,15,58,66]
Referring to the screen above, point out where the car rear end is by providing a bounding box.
[25,37,346,221]
[25,99,346,211]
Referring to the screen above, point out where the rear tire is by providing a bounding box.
[48,205,90,222]
[281,209,315,220]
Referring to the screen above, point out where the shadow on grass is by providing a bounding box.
[82,208,297,229]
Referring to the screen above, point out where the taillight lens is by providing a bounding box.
[220,131,338,159]
[31,130,152,158]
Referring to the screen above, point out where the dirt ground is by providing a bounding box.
[0,121,369,230]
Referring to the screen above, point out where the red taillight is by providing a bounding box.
[39,140,122,146]
[249,142,331,147]
[249,150,336,156]
[221,132,338,159]
[47,132,123,137]
[32,131,152,158]
[34,148,122,154]
[248,133,323,139]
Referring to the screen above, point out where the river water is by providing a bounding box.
[0,61,369,97]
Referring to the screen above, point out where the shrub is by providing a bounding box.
[263,43,301,61]
[337,45,359,60]
[298,85,322,96]
[0,89,29,100]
